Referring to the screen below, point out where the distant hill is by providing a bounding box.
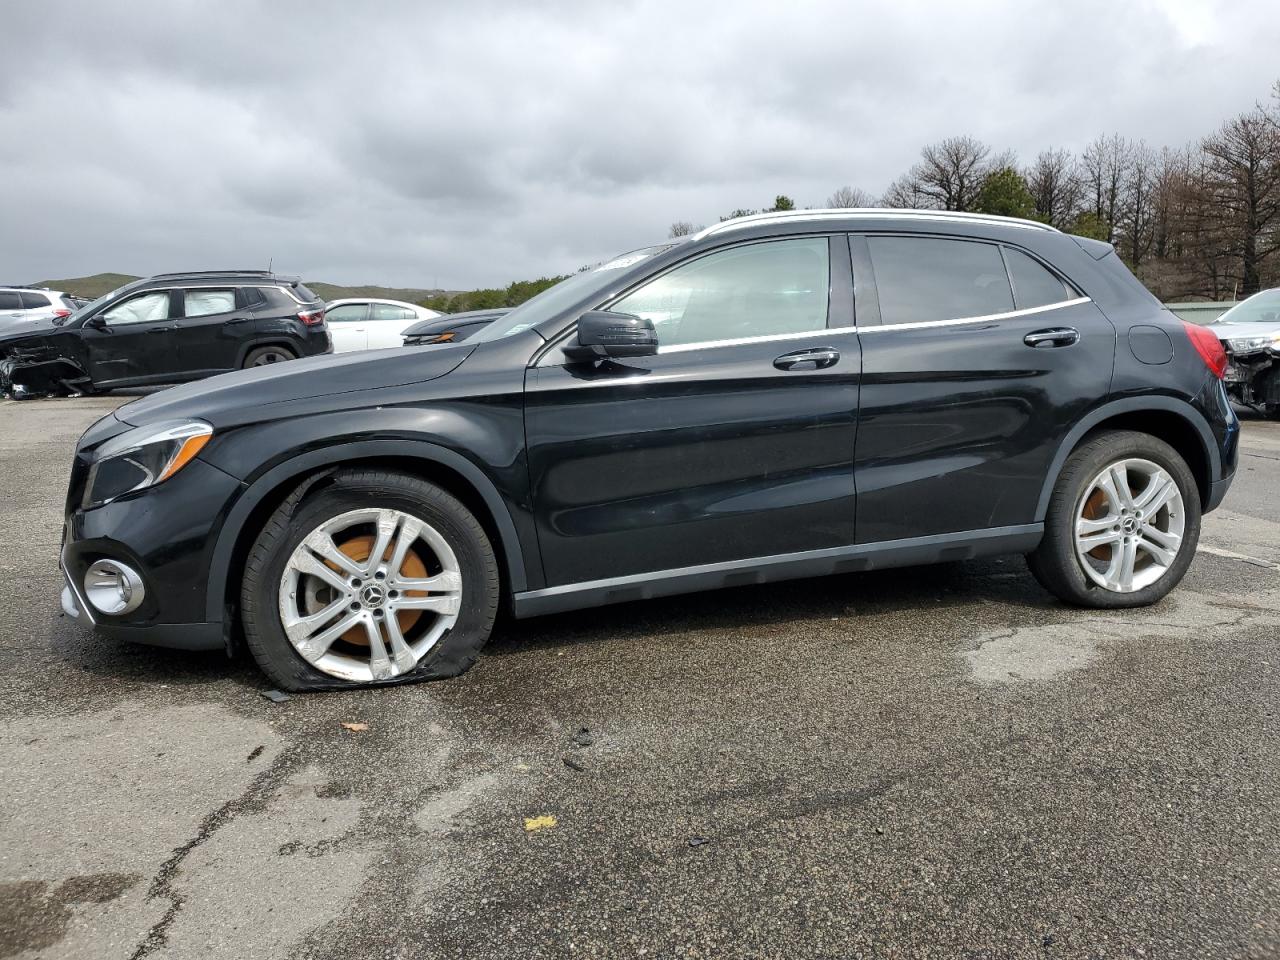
[35,273,461,306]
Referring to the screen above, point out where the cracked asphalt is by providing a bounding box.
[1,394,1278,960]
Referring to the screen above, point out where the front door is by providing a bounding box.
[81,289,184,385]
[851,233,1116,543]
[526,235,861,587]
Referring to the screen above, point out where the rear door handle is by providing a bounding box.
[773,347,840,371]
[1023,327,1080,348]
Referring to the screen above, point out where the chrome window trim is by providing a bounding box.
[861,296,1091,333]
[657,325,859,354]
[695,208,1060,242]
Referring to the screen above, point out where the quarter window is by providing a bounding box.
[1004,248,1071,309]
[867,236,1013,325]
[184,289,235,317]
[101,292,172,326]
[612,237,829,347]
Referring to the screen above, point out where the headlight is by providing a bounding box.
[83,419,213,508]
[1228,335,1280,353]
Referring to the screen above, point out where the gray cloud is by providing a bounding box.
[2,0,1278,288]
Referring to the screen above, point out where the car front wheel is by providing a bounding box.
[1027,430,1201,608]
[240,469,500,691]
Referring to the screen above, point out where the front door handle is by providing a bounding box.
[774,347,840,370]
[1023,327,1080,348]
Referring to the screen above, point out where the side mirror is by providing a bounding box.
[562,310,658,362]
[84,316,107,330]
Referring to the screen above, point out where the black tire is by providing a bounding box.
[240,469,500,691]
[243,345,297,369]
[1026,429,1201,608]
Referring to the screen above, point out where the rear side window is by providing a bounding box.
[372,303,415,321]
[613,237,830,347]
[102,291,172,325]
[867,236,1013,325]
[0,292,21,310]
[184,289,236,317]
[19,291,52,309]
[1004,248,1071,309]
[327,304,368,322]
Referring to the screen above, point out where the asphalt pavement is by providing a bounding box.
[1,394,1277,960]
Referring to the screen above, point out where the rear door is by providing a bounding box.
[18,291,56,321]
[81,290,186,384]
[526,234,861,587]
[852,233,1115,543]
[173,287,246,373]
[326,302,369,352]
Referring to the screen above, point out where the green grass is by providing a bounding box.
[36,274,461,307]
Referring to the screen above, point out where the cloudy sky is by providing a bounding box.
[2,0,1278,290]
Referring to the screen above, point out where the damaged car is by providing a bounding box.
[1,270,331,398]
[1211,288,1280,418]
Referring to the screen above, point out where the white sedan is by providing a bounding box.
[323,298,441,352]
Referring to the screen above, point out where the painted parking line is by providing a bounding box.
[1198,544,1280,571]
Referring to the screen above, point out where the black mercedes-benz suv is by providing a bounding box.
[1,270,330,397]
[59,211,1239,691]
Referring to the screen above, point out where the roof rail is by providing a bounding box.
[1,284,53,291]
[147,269,276,280]
[693,208,1060,241]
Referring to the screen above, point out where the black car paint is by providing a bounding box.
[61,214,1239,651]
[1,273,330,394]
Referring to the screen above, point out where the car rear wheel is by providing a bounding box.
[1027,430,1201,608]
[244,346,296,368]
[240,469,500,691]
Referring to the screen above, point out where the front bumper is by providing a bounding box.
[59,454,243,652]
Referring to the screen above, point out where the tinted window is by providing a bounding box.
[372,303,414,321]
[102,292,172,325]
[868,236,1013,325]
[0,292,22,310]
[184,289,235,317]
[241,287,268,307]
[291,283,319,303]
[326,304,368,322]
[1005,248,1070,309]
[613,237,829,347]
[19,291,52,309]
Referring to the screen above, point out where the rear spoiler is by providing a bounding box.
[1070,235,1115,260]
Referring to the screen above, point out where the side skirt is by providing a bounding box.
[511,523,1043,618]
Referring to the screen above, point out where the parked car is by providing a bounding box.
[402,308,509,346]
[1211,288,1280,418]
[323,298,440,352]
[0,270,330,397]
[0,286,79,333]
[59,209,1238,691]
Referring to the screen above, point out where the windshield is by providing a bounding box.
[59,285,128,325]
[473,245,675,342]
[1214,289,1280,325]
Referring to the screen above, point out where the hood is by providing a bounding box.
[1209,321,1280,342]
[116,342,476,427]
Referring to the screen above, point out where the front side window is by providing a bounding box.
[326,304,368,323]
[868,236,1013,326]
[184,289,235,318]
[372,303,414,321]
[101,292,172,326]
[612,237,830,347]
[1005,248,1071,309]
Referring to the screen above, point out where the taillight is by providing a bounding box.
[53,308,71,318]
[1182,321,1228,379]
[298,308,325,326]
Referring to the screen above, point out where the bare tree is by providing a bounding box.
[911,136,992,211]
[1025,148,1083,228]
[668,221,696,238]
[880,173,931,209]
[1081,134,1134,242]
[826,185,875,208]
[1200,107,1280,295]
[1116,142,1158,266]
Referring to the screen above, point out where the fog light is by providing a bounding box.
[84,559,144,616]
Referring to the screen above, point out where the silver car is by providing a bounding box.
[1211,288,1280,418]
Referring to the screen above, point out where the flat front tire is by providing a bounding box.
[240,469,500,691]
[1027,430,1201,608]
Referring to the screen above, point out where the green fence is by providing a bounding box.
[1164,301,1236,325]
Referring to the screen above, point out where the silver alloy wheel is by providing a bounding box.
[1074,457,1185,593]
[253,349,292,366]
[278,508,462,683]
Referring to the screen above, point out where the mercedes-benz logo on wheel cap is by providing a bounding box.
[360,582,387,607]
